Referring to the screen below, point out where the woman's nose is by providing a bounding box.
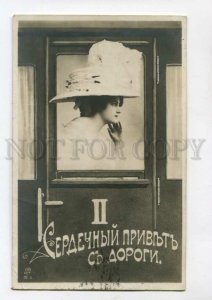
[116,107,121,113]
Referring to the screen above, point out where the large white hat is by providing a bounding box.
[50,39,142,103]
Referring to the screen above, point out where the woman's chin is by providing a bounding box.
[111,118,119,124]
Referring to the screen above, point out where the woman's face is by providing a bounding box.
[100,97,123,124]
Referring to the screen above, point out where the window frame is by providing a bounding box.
[46,34,154,185]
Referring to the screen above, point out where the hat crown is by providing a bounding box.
[50,39,143,102]
[88,39,142,69]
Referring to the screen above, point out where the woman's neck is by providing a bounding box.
[81,114,105,134]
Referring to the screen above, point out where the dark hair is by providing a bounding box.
[74,96,123,117]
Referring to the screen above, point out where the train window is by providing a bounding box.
[166,65,183,179]
[18,66,36,179]
[56,54,145,172]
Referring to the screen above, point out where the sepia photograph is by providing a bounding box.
[12,15,186,290]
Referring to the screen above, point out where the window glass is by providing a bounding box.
[18,66,35,179]
[56,54,144,171]
[166,65,182,179]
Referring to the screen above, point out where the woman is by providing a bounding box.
[50,39,142,169]
[69,95,123,149]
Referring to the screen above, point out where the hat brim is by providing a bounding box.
[49,91,140,103]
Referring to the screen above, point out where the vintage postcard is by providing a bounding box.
[12,15,186,290]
